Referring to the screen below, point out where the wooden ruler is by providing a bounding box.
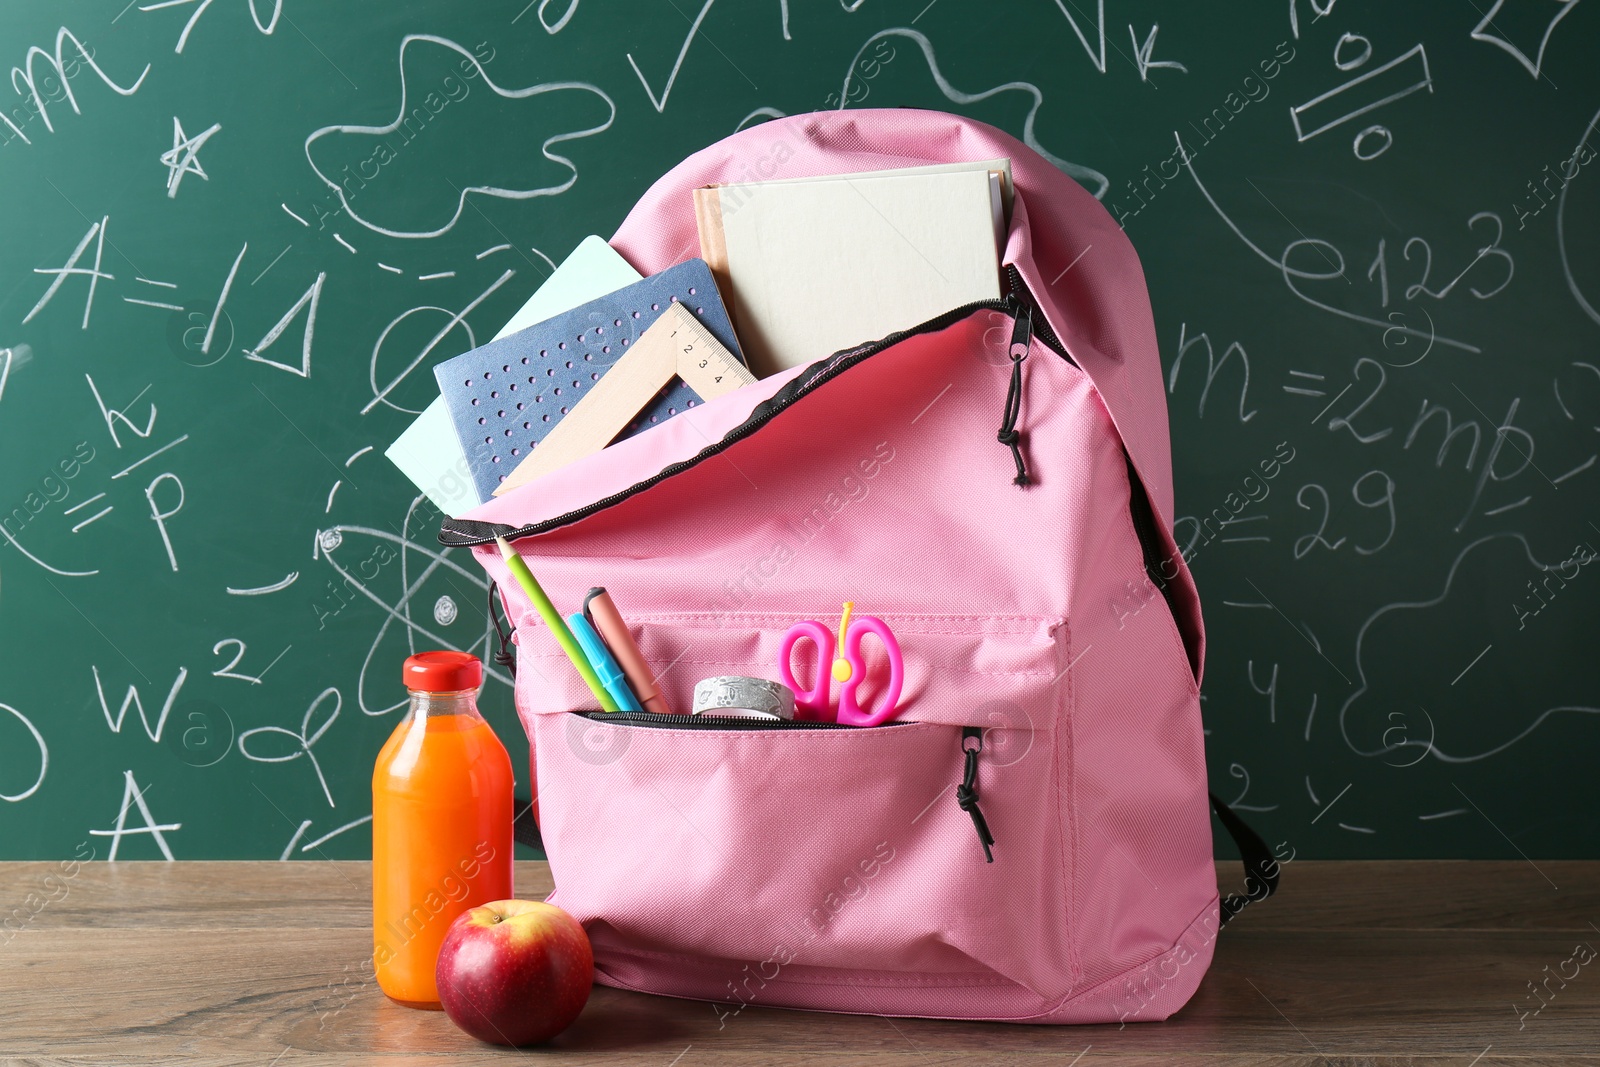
[494,301,756,495]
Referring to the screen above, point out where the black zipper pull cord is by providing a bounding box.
[998,304,1032,487]
[487,583,517,677]
[957,726,995,862]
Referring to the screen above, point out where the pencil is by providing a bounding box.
[494,536,620,712]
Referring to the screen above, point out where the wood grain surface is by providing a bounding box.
[1,860,1595,1065]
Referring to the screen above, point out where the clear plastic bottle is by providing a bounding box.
[372,651,514,1008]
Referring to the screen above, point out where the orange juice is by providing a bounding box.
[372,652,514,1008]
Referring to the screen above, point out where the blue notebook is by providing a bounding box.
[433,258,745,501]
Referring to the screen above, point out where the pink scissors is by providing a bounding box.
[778,602,904,726]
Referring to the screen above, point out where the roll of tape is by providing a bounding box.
[692,676,796,720]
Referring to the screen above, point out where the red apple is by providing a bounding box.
[435,899,593,1046]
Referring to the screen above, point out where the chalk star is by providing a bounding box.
[160,116,221,198]
[1471,0,1583,81]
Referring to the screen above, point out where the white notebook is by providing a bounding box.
[695,162,1007,378]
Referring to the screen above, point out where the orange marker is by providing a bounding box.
[584,588,673,714]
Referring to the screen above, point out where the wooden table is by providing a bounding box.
[1,860,1595,1064]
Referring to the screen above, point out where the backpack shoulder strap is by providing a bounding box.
[1210,793,1280,927]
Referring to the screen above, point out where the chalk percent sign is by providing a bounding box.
[1290,29,1434,162]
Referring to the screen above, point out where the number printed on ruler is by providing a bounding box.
[670,309,753,398]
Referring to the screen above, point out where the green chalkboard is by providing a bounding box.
[1,0,1596,861]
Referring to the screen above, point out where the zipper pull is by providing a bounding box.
[957,726,996,862]
[997,304,1032,487]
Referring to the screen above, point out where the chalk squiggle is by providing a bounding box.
[840,28,1110,200]
[1557,101,1600,329]
[736,106,787,132]
[303,34,615,240]
[1339,532,1599,764]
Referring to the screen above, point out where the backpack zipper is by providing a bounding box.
[439,269,1069,549]
[443,265,1190,671]
[574,710,866,730]
[997,302,1033,486]
[578,712,997,861]
[1003,263,1068,357]
[957,725,996,862]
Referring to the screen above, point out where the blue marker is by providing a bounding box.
[566,612,643,712]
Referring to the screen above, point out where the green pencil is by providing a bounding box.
[495,536,620,712]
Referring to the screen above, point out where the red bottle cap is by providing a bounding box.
[402,651,483,692]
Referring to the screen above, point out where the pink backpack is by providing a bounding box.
[442,108,1277,1025]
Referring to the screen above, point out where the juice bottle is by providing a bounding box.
[372,651,514,1008]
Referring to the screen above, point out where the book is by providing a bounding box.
[694,160,1009,377]
[492,301,755,495]
[432,258,746,502]
[385,235,641,516]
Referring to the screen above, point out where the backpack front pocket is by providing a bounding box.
[526,613,1079,1012]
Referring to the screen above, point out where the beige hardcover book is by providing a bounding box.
[707,157,1014,219]
[695,164,1006,378]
